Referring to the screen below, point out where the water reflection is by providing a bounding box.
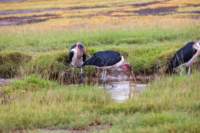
[104,81,131,103]
[0,78,10,86]
[104,81,148,103]
[103,68,147,103]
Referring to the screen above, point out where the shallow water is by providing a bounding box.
[0,78,10,86]
[104,81,147,103]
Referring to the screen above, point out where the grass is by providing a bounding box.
[0,52,31,78]
[1,26,200,52]
[0,25,200,77]
[0,73,200,132]
[0,0,200,132]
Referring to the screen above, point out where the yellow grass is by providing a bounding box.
[0,0,199,32]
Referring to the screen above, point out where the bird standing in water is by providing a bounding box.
[82,50,131,82]
[68,42,86,83]
[166,40,200,75]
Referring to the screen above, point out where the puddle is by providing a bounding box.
[105,81,131,103]
[135,6,178,16]
[0,78,10,86]
[104,81,147,103]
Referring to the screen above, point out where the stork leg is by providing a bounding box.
[186,66,192,75]
[101,69,107,83]
[179,65,185,76]
[80,67,84,84]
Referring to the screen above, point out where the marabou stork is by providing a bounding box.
[82,50,131,81]
[166,40,200,75]
[69,42,86,68]
[68,42,86,82]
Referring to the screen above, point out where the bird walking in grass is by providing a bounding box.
[166,40,200,75]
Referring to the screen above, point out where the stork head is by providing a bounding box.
[69,42,86,67]
[193,40,200,54]
[76,42,86,57]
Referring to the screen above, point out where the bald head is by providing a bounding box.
[69,42,86,67]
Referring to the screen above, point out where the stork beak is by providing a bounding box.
[77,44,85,53]
[120,64,132,72]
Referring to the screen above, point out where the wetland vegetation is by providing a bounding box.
[0,0,200,132]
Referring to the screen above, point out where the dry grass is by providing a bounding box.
[0,0,200,31]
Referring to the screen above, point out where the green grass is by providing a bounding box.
[0,52,31,78]
[1,0,200,132]
[0,25,200,77]
[1,26,200,52]
[0,73,200,132]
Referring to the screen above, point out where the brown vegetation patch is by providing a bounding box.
[0,14,61,26]
[0,52,31,78]
[130,0,166,7]
[0,0,25,2]
[185,15,200,20]
[0,8,63,16]
[17,124,111,133]
[185,3,200,7]
[0,5,108,16]
[135,6,178,16]
[68,5,108,10]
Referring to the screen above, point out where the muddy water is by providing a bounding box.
[0,78,10,86]
[104,81,147,103]
[103,69,147,103]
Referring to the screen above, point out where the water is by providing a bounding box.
[105,81,131,103]
[0,78,10,86]
[103,68,148,103]
[104,81,147,103]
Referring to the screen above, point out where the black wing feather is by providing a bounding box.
[166,41,197,73]
[83,54,86,62]
[69,51,74,63]
[83,51,121,67]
